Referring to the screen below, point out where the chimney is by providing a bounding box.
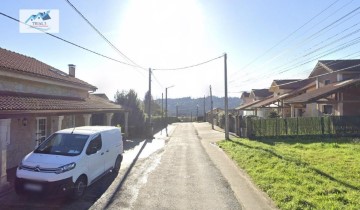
[68,64,76,77]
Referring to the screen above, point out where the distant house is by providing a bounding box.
[235,89,272,117]
[0,48,128,189]
[249,79,314,118]
[284,60,360,117]
[236,59,360,119]
[206,108,224,127]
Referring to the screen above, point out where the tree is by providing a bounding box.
[268,110,280,118]
[113,89,145,137]
[143,91,162,116]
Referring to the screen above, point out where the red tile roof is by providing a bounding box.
[0,93,123,114]
[0,48,96,90]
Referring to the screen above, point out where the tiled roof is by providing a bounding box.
[319,59,360,72]
[271,79,313,90]
[252,89,272,98]
[0,93,123,114]
[0,48,96,90]
[240,92,250,98]
[284,79,360,104]
[235,95,273,110]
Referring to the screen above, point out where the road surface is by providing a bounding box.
[92,123,241,210]
[0,123,267,209]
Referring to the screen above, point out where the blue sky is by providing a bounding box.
[1,0,359,99]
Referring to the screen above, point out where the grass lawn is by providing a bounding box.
[217,137,360,210]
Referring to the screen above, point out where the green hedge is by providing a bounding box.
[247,116,360,137]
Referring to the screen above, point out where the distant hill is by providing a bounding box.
[155,96,242,117]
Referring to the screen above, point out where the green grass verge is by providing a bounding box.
[217,137,360,210]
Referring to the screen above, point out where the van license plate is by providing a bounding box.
[24,183,42,192]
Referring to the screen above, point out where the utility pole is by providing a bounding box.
[224,53,229,140]
[203,95,206,122]
[176,104,179,118]
[210,85,214,129]
[161,92,163,135]
[148,68,152,137]
[196,105,199,122]
[165,87,168,136]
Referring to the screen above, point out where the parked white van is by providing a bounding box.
[15,126,123,199]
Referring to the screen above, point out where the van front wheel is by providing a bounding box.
[72,176,87,199]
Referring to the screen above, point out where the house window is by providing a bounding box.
[36,117,47,145]
[324,80,331,85]
[323,105,333,115]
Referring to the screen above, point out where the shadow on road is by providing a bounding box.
[103,138,150,209]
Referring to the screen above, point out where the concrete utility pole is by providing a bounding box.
[210,85,214,129]
[203,95,206,122]
[176,104,179,118]
[224,53,229,140]
[196,105,199,122]
[165,85,174,136]
[161,92,163,135]
[148,68,152,137]
[148,68,152,121]
[165,88,168,136]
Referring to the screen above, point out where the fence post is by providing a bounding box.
[321,117,325,135]
[296,117,299,135]
[285,118,288,135]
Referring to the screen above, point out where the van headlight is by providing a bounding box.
[56,162,76,174]
[18,161,24,170]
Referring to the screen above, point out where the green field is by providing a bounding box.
[217,137,360,210]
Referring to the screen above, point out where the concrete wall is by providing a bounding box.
[7,117,37,169]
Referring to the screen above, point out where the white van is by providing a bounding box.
[15,126,123,199]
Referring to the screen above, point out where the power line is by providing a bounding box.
[230,5,360,85]
[153,54,224,71]
[230,0,341,78]
[64,0,145,70]
[151,71,164,89]
[230,1,359,84]
[230,51,360,90]
[0,12,144,70]
[271,62,360,89]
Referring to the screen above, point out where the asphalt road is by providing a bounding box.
[94,123,241,210]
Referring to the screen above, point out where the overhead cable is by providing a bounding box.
[65,0,145,70]
[230,1,358,83]
[230,0,341,78]
[0,12,143,69]
[153,54,224,71]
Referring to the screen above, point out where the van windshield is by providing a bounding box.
[34,133,89,156]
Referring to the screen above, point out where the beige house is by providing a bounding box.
[0,48,128,190]
[235,89,272,117]
[236,59,360,119]
[285,60,360,117]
